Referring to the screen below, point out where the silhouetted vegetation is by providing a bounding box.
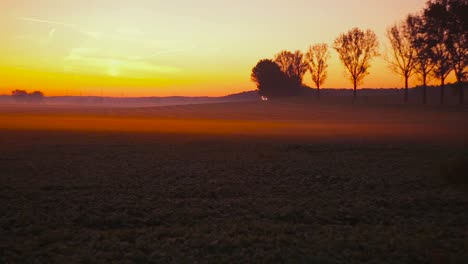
[251,59,290,97]
[424,2,453,104]
[274,50,308,91]
[434,0,468,104]
[333,28,379,101]
[386,19,418,103]
[251,52,312,98]
[305,44,330,98]
[388,0,468,105]
[250,0,466,104]
[406,14,435,105]
[11,90,44,103]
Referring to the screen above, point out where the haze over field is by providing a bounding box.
[0,102,467,142]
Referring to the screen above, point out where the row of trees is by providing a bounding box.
[387,0,467,104]
[252,0,467,104]
[251,46,330,98]
[12,90,45,103]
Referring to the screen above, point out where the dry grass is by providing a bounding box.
[1,101,467,263]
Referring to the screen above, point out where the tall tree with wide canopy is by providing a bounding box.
[333,28,379,101]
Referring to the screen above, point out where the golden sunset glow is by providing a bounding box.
[0,0,454,96]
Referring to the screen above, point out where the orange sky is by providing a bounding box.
[0,0,456,97]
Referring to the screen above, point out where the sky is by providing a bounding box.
[0,0,449,97]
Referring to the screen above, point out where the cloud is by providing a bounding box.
[64,48,182,76]
[17,17,102,39]
[17,17,76,28]
[16,17,184,76]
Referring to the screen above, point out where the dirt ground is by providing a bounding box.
[1,101,467,263]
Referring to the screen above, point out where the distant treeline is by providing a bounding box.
[11,90,45,103]
[1,90,260,106]
[251,0,467,104]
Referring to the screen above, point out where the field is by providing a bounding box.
[1,100,468,263]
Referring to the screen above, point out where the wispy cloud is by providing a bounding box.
[64,47,182,76]
[17,17,102,39]
[16,17,185,77]
[17,17,76,28]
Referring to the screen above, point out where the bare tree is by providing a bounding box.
[439,0,467,104]
[424,0,454,104]
[386,20,417,103]
[333,28,379,101]
[274,50,308,89]
[406,14,435,105]
[432,44,453,104]
[305,44,330,98]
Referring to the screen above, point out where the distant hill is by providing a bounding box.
[0,90,261,107]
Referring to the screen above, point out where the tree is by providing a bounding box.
[407,14,435,105]
[251,59,289,97]
[427,0,468,104]
[29,91,45,103]
[11,89,44,103]
[11,90,28,103]
[333,28,379,101]
[423,0,453,104]
[386,20,418,103]
[448,0,468,104]
[274,50,308,90]
[305,43,330,97]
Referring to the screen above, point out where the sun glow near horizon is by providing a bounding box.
[0,0,450,97]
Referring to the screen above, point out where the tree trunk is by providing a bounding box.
[317,85,320,98]
[456,70,464,105]
[440,78,445,105]
[404,76,409,104]
[423,75,427,105]
[460,82,464,105]
[353,79,357,102]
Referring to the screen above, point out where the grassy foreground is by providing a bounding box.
[1,102,467,263]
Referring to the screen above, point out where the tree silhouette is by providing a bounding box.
[11,90,44,103]
[305,44,330,98]
[12,90,28,102]
[386,19,417,103]
[29,91,45,103]
[274,50,308,90]
[427,0,468,104]
[251,59,289,97]
[407,14,435,105]
[333,28,379,101]
[424,0,455,104]
[448,0,468,104]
